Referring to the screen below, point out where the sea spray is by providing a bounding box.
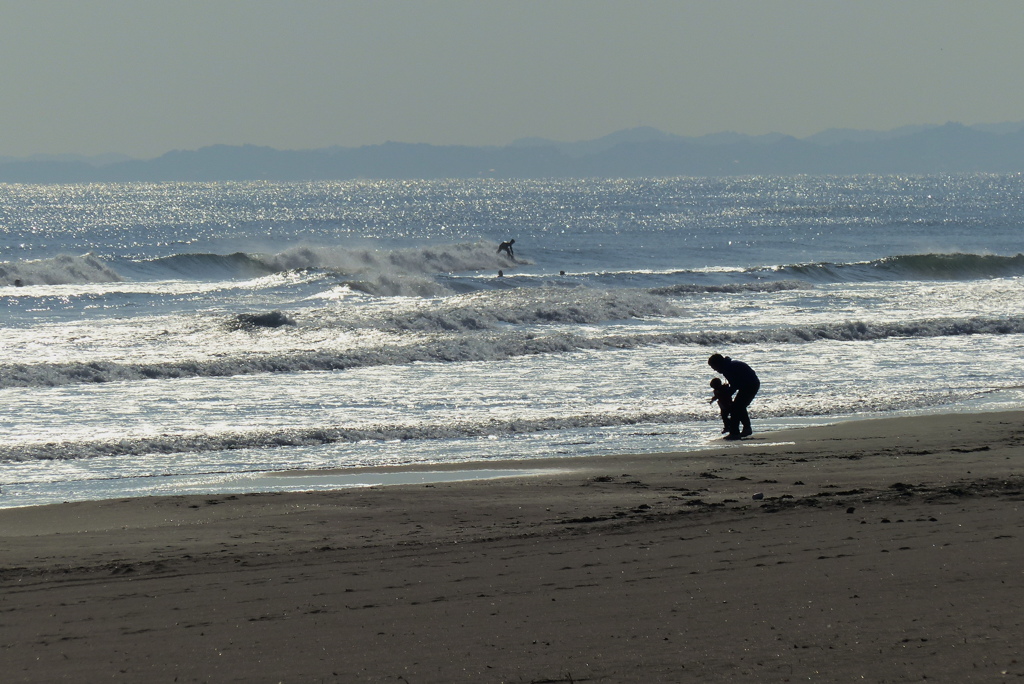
[0,254,123,286]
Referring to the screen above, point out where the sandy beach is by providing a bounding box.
[1,410,1022,683]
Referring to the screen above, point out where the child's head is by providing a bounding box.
[710,377,722,388]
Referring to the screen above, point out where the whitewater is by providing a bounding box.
[2,175,1023,508]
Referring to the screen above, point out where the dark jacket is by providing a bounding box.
[719,359,759,390]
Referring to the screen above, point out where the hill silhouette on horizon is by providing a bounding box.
[3,121,1024,182]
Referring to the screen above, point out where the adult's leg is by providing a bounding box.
[731,385,759,436]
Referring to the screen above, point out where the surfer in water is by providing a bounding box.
[497,239,515,259]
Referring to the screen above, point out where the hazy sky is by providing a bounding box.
[3,1,1023,159]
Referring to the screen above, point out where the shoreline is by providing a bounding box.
[1,410,1022,682]
[4,403,1016,511]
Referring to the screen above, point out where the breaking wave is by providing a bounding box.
[650,281,806,295]
[129,241,516,283]
[0,254,123,286]
[362,289,685,332]
[0,410,696,462]
[6,249,1019,292]
[0,385,974,464]
[341,273,458,298]
[3,314,1022,389]
[766,252,1024,283]
[2,241,518,288]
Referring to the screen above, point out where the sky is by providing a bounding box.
[2,1,1024,159]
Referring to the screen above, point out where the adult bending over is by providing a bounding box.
[707,353,760,440]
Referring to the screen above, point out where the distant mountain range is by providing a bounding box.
[3,121,1024,182]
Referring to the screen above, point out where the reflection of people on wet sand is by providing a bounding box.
[497,239,515,259]
[708,377,735,434]
[708,353,760,440]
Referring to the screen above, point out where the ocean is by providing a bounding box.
[2,175,1023,508]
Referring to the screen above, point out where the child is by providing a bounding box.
[709,377,735,434]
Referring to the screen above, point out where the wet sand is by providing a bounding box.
[1,411,1022,682]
